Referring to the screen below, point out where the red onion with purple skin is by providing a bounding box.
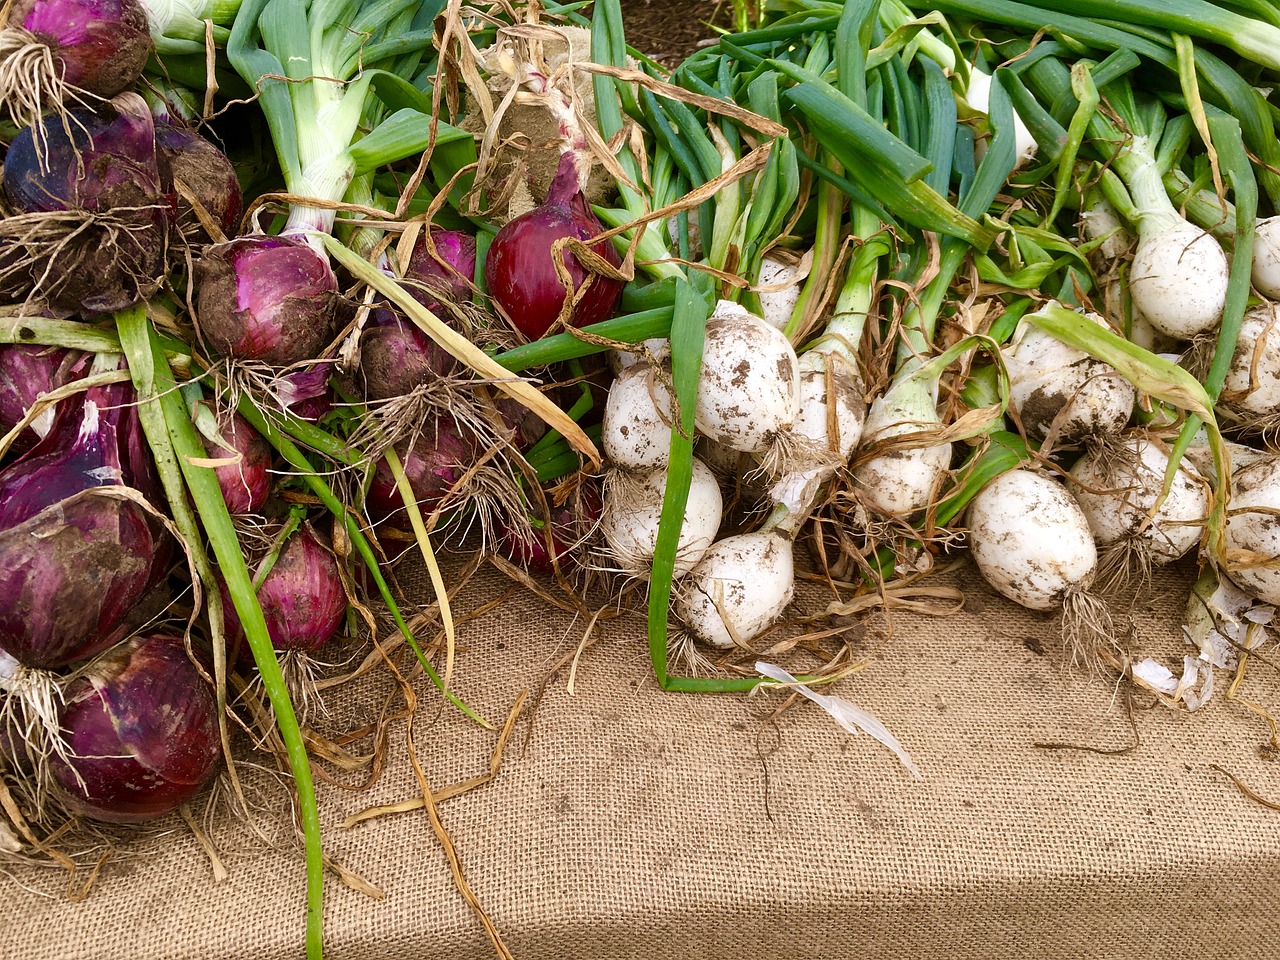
[497,480,601,574]
[153,120,243,243]
[0,343,87,453]
[1,93,171,315]
[222,522,346,658]
[359,230,476,400]
[0,488,162,669]
[47,633,222,824]
[0,382,170,669]
[403,229,476,307]
[201,412,272,515]
[5,0,152,101]
[366,415,477,528]
[484,152,623,340]
[194,235,340,366]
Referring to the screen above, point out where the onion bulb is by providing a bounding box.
[1223,453,1280,604]
[694,300,800,453]
[675,530,794,648]
[601,362,675,470]
[599,458,722,580]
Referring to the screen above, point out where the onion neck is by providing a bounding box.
[1114,134,1183,237]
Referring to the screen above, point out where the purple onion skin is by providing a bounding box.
[485,153,623,340]
[223,523,346,657]
[153,121,244,241]
[194,235,339,366]
[0,489,161,669]
[2,93,162,215]
[14,0,151,98]
[404,230,476,308]
[203,412,272,515]
[366,417,476,528]
[497,481,601,574]
[0,344,88,454]
[359,306,455,400]
[0,381,162,526]
[48,634,222,824]
[1,93,171,315]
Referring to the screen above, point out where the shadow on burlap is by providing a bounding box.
[4,556,1278,959]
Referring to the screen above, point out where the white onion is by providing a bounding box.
[1069,433,1208,568]
[1252,216,1280,299]
[966,469,1097,611]
[1129,218,1229,340]
[756,256,803,331]
[675,530,794,648]
[601,362,674,470]
[606,337,670,375]
[599,458,722,580]
[1223,453,1280,604]
[1004,309,1135,444]
[694,300,800,453]
[1221,301,1280,421]
[852,373,951,516]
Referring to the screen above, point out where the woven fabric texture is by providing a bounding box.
[4,559,1278,959]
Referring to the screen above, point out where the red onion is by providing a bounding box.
[153,120,243,243]
[201,411,272,515]
[0,343,87,453]
[485,152,623,339]
[0,488,162,669]
[47,633,222,824]
[193,235,340,366]
[498,480,602,574]
[5,0,151,101]
[403,229,476,307]
[1,93,171,315]
[222,522,346,658]
[358,306,455,401]
[366,415,477,528]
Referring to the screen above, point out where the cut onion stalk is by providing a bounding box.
[599,458,722,581]
[967,468,1116,671]
[1004,307,1136,446]
[1068,431,1209,587]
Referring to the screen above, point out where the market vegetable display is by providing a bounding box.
[4,0,1280,955]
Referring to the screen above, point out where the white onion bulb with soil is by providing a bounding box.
[1068,433,1208,576]
[1252,217,1280,299]
[694,300,800,453]
[675,530,795,649]
[601,362,675,470]
[599,458,722,580]
[756,255,804,331]
[967,469,1115,666]
[1219,301,1280,426]
[1223,453,1280,604]
[1003,309,1136,444]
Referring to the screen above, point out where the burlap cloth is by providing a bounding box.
[4,557,1278,959]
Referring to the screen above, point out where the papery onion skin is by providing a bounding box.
[194,235,339,366]
[485,152,623,340]
[48,633,222,824]
[0,344,87,453]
